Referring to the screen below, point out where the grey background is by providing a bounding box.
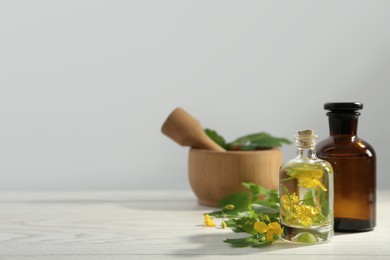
[0,0,389,190]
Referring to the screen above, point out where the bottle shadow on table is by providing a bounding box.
[334,231,372,236]
[171,232,310,257]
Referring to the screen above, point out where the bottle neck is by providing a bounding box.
[328,113,359,136]
[296,146,318,160]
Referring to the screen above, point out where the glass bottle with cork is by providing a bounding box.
[279,130,334,243]
[316,102,376,232]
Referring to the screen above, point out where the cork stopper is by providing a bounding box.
[298,130,313,137]
[295,129,317,148]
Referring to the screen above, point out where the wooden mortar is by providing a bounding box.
[162,107,282,207]
[189,148,282,207]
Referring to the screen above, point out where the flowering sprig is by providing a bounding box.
[204,204,235,229]
[254,221,283,242]
[280,193,321,226]
[280,163,331,227]
[203,182,283,247]
[287,167,327,191]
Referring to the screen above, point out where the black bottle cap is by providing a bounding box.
[324,102,363,111]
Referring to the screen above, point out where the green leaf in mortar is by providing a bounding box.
[230,132,271,145]
[204,129,291,150]
[204,128,226,148]
[229,132,292,149]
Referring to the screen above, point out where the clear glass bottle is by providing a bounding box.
[279,130,334,243]
[316,102,376,231]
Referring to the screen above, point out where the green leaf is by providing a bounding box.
[303,190,315,207]
[218,192,250,216]
[241,182,279,208]
[231,132,272,145]
[237,211,252,218]
[320,190,329,218]
[251,204,279,214]
[242,182,267,196]
[228,132,291,149]
[204,128,226,148]
[250,138,291,148]
[224,237,271,247]
[224,218,237,228]
[266,189,279,203]
[255,199,279,211]
[225,144,258,151]
[224,237,254,247]
[203,182,282,248]
[250,240,272,247]
[207,210,226,218]
[231,217,257,235]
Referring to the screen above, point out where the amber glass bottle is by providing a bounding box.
[316,102,376,232]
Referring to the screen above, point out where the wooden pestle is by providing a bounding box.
[161,108,226,152]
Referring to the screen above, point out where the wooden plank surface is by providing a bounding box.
[0,190,389,260]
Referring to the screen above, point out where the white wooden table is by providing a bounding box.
[0,190,389,260]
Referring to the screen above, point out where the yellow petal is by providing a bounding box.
[281,193,299,210]
[290,193,299,204]
[291,205,302,216]
[205,219,216,227]
[265,232,274,242]
[300,216,312,226]
[254,221,269,234]
[310,169,323,178]
[316,180,327,191]
[204,214,216,227]
[290,168,323,179]
[268,222,283,235]
[301,205,320,217]
[312,207,321,215]
[280,195,290,205]
[298,177,318,188]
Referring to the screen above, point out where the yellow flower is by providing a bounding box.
[291,204,302,216]
[280,193,299,210]
[291,204,320,226]
[254,221,283,242]
[204,214,216,227]
[298,205,320,226]
[298,178,327,191]
[289,168,327,191]
[291,194,299,203]
[280,193,321,227]
[281,195,289,208]
[300,215,313,226]
[301,204,320,216]
[290,168,323,179]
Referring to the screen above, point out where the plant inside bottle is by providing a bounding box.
[279,130,334,244]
